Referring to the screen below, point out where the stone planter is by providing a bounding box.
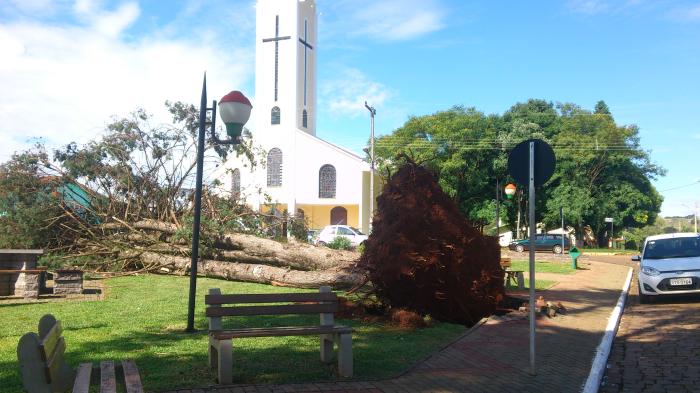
[54,270,84,295]
[0,249,43,298]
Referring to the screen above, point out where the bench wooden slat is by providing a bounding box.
[210,325,353,339]
[205,292,337,305]
[72,363,93,393]
[39,320,63,361]
[122,360,144,393]
[0,269,43,274]
[206,303,338,317]
[44,337,66,383]
[100,361,117,393]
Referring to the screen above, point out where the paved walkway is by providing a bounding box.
[166,258,630,393]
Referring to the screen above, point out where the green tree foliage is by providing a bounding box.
[0,147,63,248]
[374,99,664,243]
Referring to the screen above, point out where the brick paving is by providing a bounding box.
[164,258,630,393]
[600,267,700,393]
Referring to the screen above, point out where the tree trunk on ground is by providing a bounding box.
[216,233,358,270]
[102,220,359,271]
[137,251,364,288]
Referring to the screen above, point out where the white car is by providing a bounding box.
[315,225,368,247]
[634,232,700,303]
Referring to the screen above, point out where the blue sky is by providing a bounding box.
[1,0,699,218]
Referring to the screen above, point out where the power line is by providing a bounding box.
[660,181,700,192]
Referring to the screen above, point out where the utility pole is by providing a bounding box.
[364,102,376,233]
[496,179,500,238]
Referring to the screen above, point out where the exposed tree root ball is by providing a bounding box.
[390,308,427,330]
[359,159,504,326]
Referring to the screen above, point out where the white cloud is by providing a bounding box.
[4,0,62,16]
[319,67,393,118]
[668,4,700,22]
[0,4,255,161]
[324,0,446,42]
[566,0,611,15]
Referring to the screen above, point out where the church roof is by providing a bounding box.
[294,128,369,167]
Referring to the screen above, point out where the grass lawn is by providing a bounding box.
[505,279,556,291]
[578,248,638,255]
[510,260,576,274]
[0,275,466,392]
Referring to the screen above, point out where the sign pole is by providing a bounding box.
[528,141,536,375]
[561,206,565,257]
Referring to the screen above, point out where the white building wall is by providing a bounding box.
[217,0,372,231]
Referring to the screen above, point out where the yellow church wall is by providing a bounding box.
[260,204,288,214]
[297,204,359,230]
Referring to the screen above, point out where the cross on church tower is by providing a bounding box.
[262,15,290,102]
[298,19,313,107]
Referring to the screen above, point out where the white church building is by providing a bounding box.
[219,0,380,233]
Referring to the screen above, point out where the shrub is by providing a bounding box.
[327,236,353,250]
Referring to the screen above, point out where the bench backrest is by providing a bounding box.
[17,314,75,393]
[205,286,338,330]
[500,257,512,269]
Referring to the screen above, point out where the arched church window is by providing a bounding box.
[231,168,241,200]
[302,109,308,128]
[330,206,347,225]
[267,148,283,187]
[318,164,336,198]
[271,106,280,125]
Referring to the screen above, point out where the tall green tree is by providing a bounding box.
[373,99,664,243]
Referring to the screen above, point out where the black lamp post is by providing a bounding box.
[186,74,252,333]
[495,181,517,238]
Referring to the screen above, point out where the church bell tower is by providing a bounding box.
[255,0,317,136]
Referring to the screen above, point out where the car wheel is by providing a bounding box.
[553,245,563,254]
[318,241,327,247]
[515,244,525,253]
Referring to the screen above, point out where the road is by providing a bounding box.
[593,254,700,393]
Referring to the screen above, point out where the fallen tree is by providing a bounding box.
[358,158,504,326]
[1,106,361,289]
[137,251,364,288]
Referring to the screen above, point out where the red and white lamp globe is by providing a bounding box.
[504,183,517,199]
[218,91,252,140]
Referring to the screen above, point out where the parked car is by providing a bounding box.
[306,229,319,244]
[508,234,571,254]
[315,225,368,247]
[634,233,700,303]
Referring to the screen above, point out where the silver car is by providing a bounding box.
[634,233,700,303]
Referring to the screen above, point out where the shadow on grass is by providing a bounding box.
[3,311,465,392]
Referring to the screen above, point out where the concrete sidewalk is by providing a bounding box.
[165,259,630,393]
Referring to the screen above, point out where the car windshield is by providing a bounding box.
[643,236,700,259]
[350,227,365,235]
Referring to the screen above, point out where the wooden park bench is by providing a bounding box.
[500,258,525,290]
[17,314,143,393]
[205,286,353,384]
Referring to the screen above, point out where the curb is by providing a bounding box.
[581,267,633,393]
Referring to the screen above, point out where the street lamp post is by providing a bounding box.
[364,102,376,233]
[186,74,252,333]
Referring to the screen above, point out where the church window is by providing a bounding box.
[318,164,336,198]
[302,109,308,128]
[330,206,347,225]
[231,168,241,200]
[271,106,280,125]
[267,148,283,187]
